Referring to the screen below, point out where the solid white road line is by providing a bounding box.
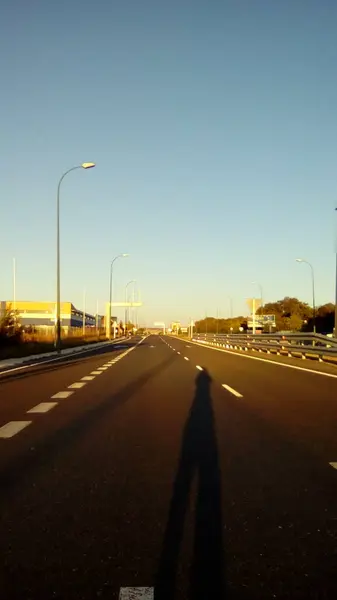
[119,588,154,600]
[222,383,243,398]
[51,391,74,399]
[196,365,203,371]
[329,462,337,470]
[68,382,87,389]
[81,375,95,381]
[90,371,103,375]
[184,356,189,361]
[0,339,126,376]
[187,339,337,379]
[27,402,58,414]
[0,336,144,378]
[0,421,32,439]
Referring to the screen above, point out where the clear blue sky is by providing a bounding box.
[1,0,337,326]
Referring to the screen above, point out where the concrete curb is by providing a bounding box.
[0,337,126,370]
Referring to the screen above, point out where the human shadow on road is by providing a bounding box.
[155,369,226,599]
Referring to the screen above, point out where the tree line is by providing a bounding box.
[194,297,336,334]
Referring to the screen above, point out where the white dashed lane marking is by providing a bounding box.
[196,365,203,371]
[330,462,337,470]
[184,356,189,361]
[27,402,58,414]
[51,391,74,399]
[188,338,337,379]
[0,340,144,442]
[0,421,32,438]
[119,588,154,600]
[222,383,243,398]
[177,351,180,355]
[68,382,87,389]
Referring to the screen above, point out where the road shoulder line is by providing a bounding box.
[173,338,337,379]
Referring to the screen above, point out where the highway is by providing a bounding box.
[0,334,336,599]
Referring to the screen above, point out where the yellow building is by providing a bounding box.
[1,300,97,331]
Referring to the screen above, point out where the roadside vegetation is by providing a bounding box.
[195,297,336,334]
[0,305,107,360]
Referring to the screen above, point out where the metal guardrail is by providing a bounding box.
[191,332,337,363]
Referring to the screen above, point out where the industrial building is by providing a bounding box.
[0,300,100,332]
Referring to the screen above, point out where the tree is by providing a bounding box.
[0,305,22,345]
[195,315,247,334]
[256,297,313,331]
[316,303,335,317]
[194,296,322,335]
[305,303,336,334]
[287,314,303,331]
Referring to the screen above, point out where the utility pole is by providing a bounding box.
[13,258,16,311]
[252,298,256,335]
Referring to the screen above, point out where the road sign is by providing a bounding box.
[247,314,276,328]
[261,315,276,323]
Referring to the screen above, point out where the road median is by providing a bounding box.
[0,337,127,372]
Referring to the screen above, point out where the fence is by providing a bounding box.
[191,332,337,363]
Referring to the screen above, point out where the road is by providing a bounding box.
[0,334,336,599]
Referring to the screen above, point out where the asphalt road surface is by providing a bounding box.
[0,335,336,600]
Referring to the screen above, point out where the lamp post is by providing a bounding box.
[109,254,129,339]
[125,280,136,335]
[55,162,95,352]
[296,258,316,334]
[131,282,139,330]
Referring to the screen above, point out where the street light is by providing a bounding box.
[109,254,129,339]
[125,280,136,334]
[296,258,316,333]
[56,162,95,352]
